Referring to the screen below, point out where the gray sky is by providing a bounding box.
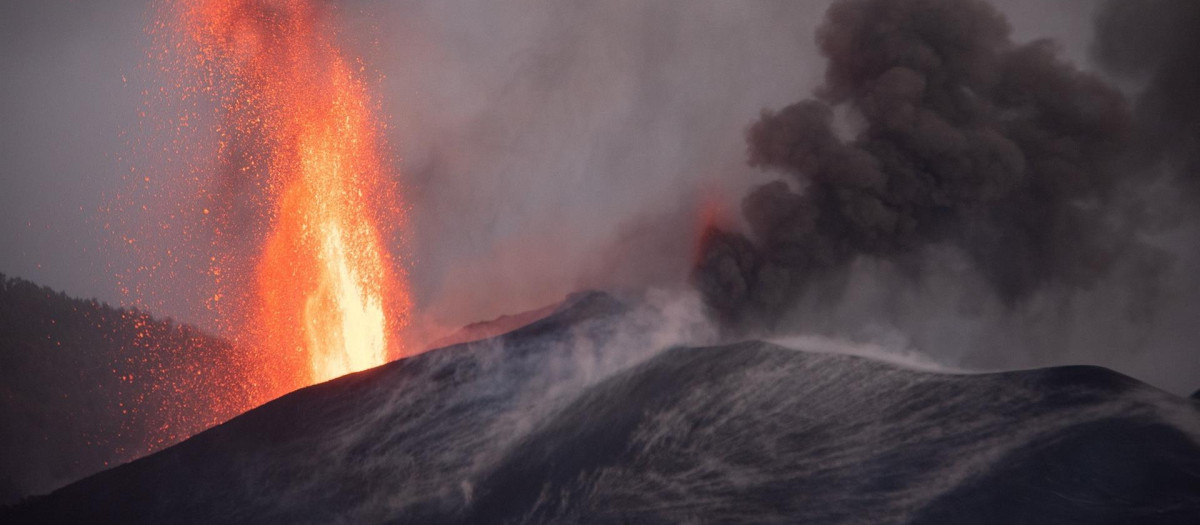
[13,1,1194,395]
[0,0,1099,319]
[1,0,146,303]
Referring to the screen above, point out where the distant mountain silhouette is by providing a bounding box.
[0,274,249,505]
[427,301,561,349]
[7,292,1198,524]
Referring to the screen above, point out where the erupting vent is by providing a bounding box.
[128,0,413,408]
[184,0,408,392]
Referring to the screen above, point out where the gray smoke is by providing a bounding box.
[2,1,1196,392]
[695,0,1167,333]
[1094,0,1200,195]
[342,1,830,342]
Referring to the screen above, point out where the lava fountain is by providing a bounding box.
[170,0,409,399]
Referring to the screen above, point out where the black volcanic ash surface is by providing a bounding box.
[5,292,1199,524]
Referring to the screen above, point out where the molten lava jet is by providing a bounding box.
[105,0,406,457]
[171,0,409,399]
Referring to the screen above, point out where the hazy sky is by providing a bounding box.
[20,1,1198,396]
[1,0,147,301]
[0,0,1098,320]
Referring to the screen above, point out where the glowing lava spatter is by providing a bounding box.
[177,0,408,397]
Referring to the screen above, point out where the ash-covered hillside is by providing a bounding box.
[0,275,252,504]
[6,292,1198,524]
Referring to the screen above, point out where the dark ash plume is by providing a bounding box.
[695,0,1150,331]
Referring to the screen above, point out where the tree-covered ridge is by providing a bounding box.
[0,274,251,504]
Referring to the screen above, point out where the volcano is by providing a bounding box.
[5,292,1199,524]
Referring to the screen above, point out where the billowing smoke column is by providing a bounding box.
[694,0,1159,332]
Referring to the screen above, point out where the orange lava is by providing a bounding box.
[176,0,409,398]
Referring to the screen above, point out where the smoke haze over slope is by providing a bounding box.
[1,1,1197,392]
[692,0,1200,394]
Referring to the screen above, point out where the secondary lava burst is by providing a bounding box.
[153,0,410,403]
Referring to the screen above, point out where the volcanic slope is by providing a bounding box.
[6,292,1200,524]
